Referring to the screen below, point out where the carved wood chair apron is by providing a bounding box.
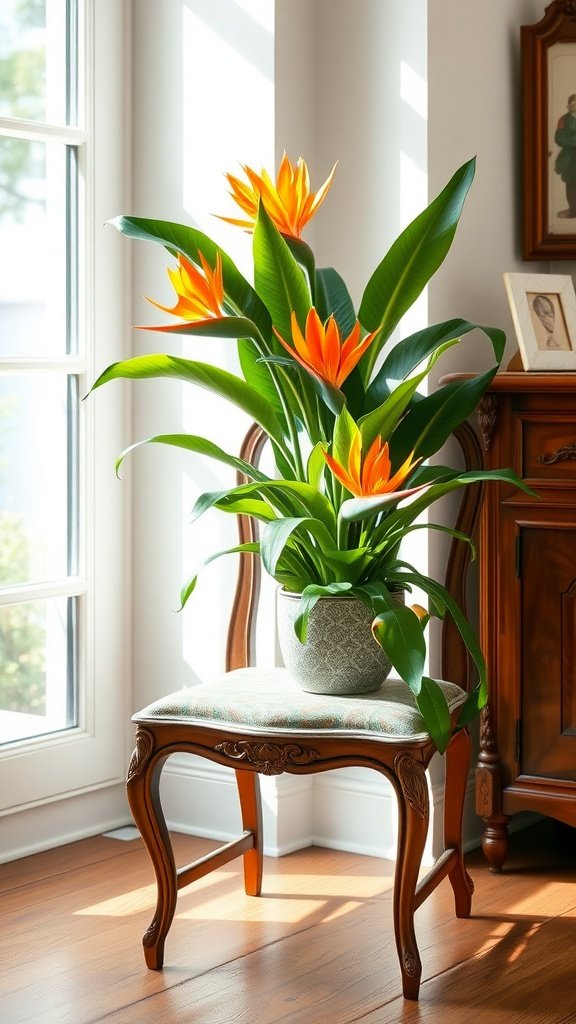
[126,421,481,1001]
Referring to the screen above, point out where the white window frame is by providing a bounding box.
[0,0,130,819]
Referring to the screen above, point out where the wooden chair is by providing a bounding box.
[126,422,481,1001]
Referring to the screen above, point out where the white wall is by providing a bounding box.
[428,0,556,366]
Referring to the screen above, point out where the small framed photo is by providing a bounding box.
[503,272,576,370]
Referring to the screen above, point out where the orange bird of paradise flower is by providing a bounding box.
[146,251,224,323]
[323,433,420,498]
[274,309,378,389]
[220,153,337,239]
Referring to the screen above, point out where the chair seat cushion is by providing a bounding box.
[133,668,467,740]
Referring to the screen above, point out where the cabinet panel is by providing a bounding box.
[521,526,576,782]
[521,416,576,482]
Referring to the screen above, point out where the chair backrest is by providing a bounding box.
[226,421,485,691]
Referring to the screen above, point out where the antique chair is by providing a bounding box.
[126,421,481,1001]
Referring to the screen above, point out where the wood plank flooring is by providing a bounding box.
[1,820,575,1024]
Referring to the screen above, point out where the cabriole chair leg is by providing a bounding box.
[391,756,429,1000]
[235,769,263,896]
[127,733,177,970]
[444,727,474,918]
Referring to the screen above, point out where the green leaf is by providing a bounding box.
[339,482,429,523]
[252,201,311,342]
[179,542,260,609]
[306,441,328,490]
[109,216,270,337]
[367,320,504,409]
[137,315,265,345]
[390,367,499,462]
[415,677,453,753]
[261,516,336,578]
[237,338,285,423]
[358,158,476,380]
[283,235,316,298]
[316,267,357,336]
[89,353,285,448]
[114,433,270,482]
[292,582,354,643]
[375,468,536,539]
[358,360,435,451]
[332,406,359,466]
[389,569,488,715]
[191,478,337,534]
[321,546,372,584]
[371,603,426,693]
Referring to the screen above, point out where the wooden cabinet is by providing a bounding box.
[444,373,576,872]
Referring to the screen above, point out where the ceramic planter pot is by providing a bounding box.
[276,588,403,696]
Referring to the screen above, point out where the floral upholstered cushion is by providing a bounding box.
[134,668,467,740]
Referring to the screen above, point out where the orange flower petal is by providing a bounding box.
[323,316,342,386]
[146,252,224,323]
[221,155,336,238]
[322,451,359,495]
[385,451,421,493]
[337,327,378,385]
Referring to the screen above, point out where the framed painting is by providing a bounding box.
[503,272,576,368]
[522,1,576,259]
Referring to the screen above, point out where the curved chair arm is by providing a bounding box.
[226,423,268,672]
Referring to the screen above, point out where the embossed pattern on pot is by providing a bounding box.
[277,590,404,695]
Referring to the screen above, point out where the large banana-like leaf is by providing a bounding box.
[316,267,357,336]
[371,468,533,538]
[389,567,489,731]
[366,319,504,408]
[190,478,337,534]
[110,216,270,337]
[237,338,285,424]
[89,354,286,448]
[358,158,476,380]
[114,433,270,482]
[415,677,453,753]
[253,201,311,341]
[339,483,430,523]
[371,601,426,693]
[390,367,498,461]
[358,356,441,451]
[283,235,316,299]
[135,315,265,345]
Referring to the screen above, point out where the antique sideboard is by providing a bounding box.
[442,372,576,871]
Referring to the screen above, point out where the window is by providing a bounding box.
[0,0,128,830]
[0,0,83,746]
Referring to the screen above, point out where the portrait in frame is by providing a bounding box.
[503,272,576,369]
[522,1,576,259]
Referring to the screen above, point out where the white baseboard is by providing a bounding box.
[0,783,130,864]
[161,757,451,863]
[160,754,315,856]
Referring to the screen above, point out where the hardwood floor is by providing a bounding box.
[1,820,575,1024]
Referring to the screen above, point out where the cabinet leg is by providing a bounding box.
[481,816,510,873]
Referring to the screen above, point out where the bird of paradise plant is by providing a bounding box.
[90,153,528,751]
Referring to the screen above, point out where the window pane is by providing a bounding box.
[0,138,75,356]
[0,0,74,125]
[0,595,77,744]
[0,373,77,585]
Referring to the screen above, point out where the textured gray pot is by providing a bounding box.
[277,588,403,695]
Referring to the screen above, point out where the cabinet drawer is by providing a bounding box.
[521,417,576,481]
